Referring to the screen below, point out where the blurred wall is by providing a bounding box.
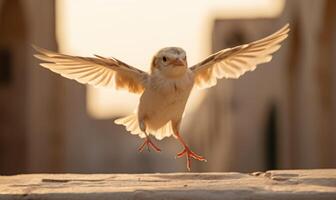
[23,0,62,173]
[0,0,60,174]
[0,0,28,174]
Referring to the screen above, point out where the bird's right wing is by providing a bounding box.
[33,46,148,94]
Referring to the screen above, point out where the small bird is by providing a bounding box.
[34,24,289,171]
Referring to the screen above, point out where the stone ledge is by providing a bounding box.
[0,169,335,200]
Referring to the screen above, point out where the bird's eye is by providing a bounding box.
[162,56,167,62]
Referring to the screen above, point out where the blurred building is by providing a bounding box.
[0,0,59,174]
[0,0,335,174]
[187,0,336,172]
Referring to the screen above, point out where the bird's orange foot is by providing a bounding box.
[176,146,207,171]
[138,138,161,153]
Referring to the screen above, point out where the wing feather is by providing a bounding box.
[33,46,148,94]
[190,24,290,88]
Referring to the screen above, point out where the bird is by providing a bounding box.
[33,24,289,171]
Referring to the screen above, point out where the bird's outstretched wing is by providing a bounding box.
[33,46,148,94]
[190,24,290,89]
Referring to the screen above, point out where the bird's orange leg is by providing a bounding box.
[175,131,207,171]
[138,134,161,153]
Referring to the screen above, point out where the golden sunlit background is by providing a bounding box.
[57,0,285,118]
[0,0,335,174]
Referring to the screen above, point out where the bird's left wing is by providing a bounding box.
[33,46,148,94]
[190,24,290,89]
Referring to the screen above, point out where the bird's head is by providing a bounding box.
[151,47,187,78]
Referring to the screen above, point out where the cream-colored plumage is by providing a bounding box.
[33,24,289,170]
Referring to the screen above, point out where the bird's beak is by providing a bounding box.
[171,58,185,67]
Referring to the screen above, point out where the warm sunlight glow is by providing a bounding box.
[56,0,284,118]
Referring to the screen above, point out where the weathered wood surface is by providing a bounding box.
[0,169,335,200]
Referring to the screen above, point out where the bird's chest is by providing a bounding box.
[139,73,193,119]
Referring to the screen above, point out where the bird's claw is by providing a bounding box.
[176,146,207,171]
[138,138,161,153]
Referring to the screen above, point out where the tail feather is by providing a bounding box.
[114,114,174,140]
[115,114,145,138]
